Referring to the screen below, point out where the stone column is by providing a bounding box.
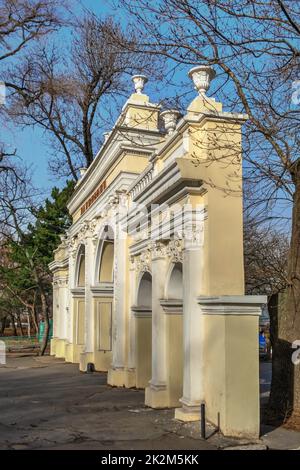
[62,246,77,363]
[58,277,68,341]
[85,236,95,353]
[52,281,59,338]
[61,278,69,340]
[124,256,138,387]
[50,281,59,356]
[79,235,95,371]
[107,228,128,386]
[175,237,205,421]
[56,277,69,359]
[145,242,169,408]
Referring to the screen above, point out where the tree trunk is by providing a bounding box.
[0,316,7,335]
[284,160,300,425]
[17,313,24,336]
[268,160,300,427]
[10,314,17,336]
[31,292,39,334]
[30,307,39,335]
[268,293,294,423]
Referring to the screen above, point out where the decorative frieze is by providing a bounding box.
[136,249,151,273]
[166,239,183,262]
[150,240,167,260]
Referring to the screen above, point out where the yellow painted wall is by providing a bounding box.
[77,255,85,287]
[135,316,152,389]
[71,298,85,363]
[99,242,114,282]
[92,298,113,371]
[203,314,260,438]
[167,314,183,407]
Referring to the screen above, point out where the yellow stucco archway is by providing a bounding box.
[73,245,86,361]
[165,262,184,406]
[134,271,152,388]
[76,244,86,288]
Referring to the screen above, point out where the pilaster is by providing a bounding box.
[145,242,169,408]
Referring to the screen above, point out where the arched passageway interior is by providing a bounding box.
[98,241,114,282]
[165,262,184,406]
[75,245,85,350]
[77,245,86,288]
[134,271,152,388]
[95,234,114,353]
[167,262,183,300]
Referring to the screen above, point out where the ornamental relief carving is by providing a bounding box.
[68,236,78,259]
[183,224,204,246]
[136,249,151,273]
[166,239,183,262]
[150,240,167,259]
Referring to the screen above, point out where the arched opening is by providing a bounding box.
[99,241,114,282]
[137,271,152,307]
[76,245,86,287]
[95,224,115,285]
[92,226,115,371]
[167,262,183,299]
[163,262,184,406]
[72,245,86,363]
[134,271,152,388]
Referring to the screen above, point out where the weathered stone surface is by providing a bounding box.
[224,444,267,450]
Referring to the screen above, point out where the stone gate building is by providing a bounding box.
[50,66,266,439]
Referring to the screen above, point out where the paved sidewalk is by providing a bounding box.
[0,356,216,450]
[261,425,300,450]
[1,356,300,450]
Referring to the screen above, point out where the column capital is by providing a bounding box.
[151,240,167,260]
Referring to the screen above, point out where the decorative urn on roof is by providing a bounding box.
[160,109,181,135]
[132,75,148,94]
[188,65,216,96]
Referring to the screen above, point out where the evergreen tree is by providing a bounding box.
[0,181,74,353]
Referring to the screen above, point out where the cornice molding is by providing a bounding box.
[68,131,162,215]
[197,295,267,316]
[160,299,183,315]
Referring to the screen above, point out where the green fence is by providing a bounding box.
[0,335,39,349]
[0,320,53,348]
[38,320,53,343]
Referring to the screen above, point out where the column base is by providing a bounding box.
[124,368,136,388]
[107,367,127,387]
[145,383,169,408]
[175,401,201,422]
[106,367,137,387]
[64,342,81,364]
[50,337,58,356]
[79,351,94,372]
[51,338,68,359]
[93,350,112,372]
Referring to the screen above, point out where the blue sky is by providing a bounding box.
[2,0,193,194]
[1,0,293,230]
[2,0,118,193]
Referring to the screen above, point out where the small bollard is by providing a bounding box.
[200,402,206,439]
[86,362,95,374]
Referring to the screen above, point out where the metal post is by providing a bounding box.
[200,402,206,439]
